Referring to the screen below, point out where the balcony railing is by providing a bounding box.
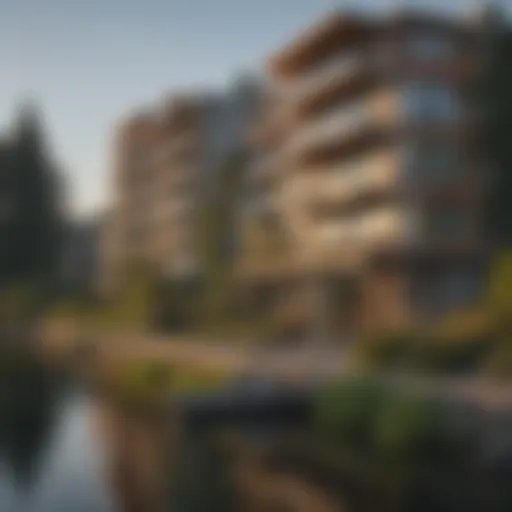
[287,53,362,99]
[317,208,404,247]
[286,101,372,156]
[309,154,397,204]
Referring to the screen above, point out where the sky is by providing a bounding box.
[0,0,510,218]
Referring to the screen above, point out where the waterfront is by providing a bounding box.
[0,391,117,512]
[0,354,117,512]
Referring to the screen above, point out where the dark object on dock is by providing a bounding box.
[174,379,314,429]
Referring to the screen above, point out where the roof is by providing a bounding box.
[267,10,371,76]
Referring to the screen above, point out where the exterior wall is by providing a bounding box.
[102,81,259,295]
[360,268,405,332]
[263,9,487,335]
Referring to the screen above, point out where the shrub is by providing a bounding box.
[409,308,496,374]
[487,251,512,324]
[483,341,512,380]
[0,285,42,323]
[354,310,495,374]
[372,393,450,467]
[315,375,385,450]
[353,331,413,369]
[410,336,490,374]
[104,361,229,409]
[438,307,495,342]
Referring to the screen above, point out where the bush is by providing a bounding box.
[354,311,495,374]
[410,337,490,374]
[438,307,495,342]
[354,331,413,369]
[314,375,472,476]
[487,251,512,324]
[103,360,230,409]
[372,393,453,467]
[0,285,43,323]
[483,341,512,380]
[315,375,385,450]
[408,308,495,374]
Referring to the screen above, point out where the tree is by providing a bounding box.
[198,150,247,328]
[482,10,512,248]
[0,103,63,287]
[487,250,512,325]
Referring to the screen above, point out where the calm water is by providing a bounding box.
[0,364,118,512]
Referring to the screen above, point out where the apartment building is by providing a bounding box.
[239,8,494,337]
[101,80,258,295]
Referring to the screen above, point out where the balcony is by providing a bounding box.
[284,90,397,163]
[163,168,197,190]
[268,12,370,77]
[304,152,399,209]
[286,102,372,157]
[152,198,194,222]
[150,134,198,169]
[284,53,362,98]
[317,207,405,249]
[368,208,483,266]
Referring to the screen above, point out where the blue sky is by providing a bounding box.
[0,0,510,217]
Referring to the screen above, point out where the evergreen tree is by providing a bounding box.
[482,9,512,247]
[0,139,14,281]
[2,103,63,286]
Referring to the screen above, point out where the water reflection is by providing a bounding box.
[0,355,117,512]
[0,357,62,486]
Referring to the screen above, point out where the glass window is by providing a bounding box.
[403,144,459,182]
[444,270,480,309]
[408,35,454,61]
[402,84,461,123]
[428,209,470,241]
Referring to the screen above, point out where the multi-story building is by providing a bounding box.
[101,80,258,295]
[239,8,496,338]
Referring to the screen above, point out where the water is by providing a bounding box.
[0,360,118,512]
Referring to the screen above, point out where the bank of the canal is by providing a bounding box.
[0,356,117,512]
[0,348,174,512]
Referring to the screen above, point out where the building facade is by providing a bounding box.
[238,9,494,338]
[101,81,258,295]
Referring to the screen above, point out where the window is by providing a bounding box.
[403,144,459,182]
[427,209,470,241]
[300,52,359,93]
[402,83,461,123]
[407,35,454,61]
[444,270,480,308]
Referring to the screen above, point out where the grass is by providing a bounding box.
[100,359,232,410]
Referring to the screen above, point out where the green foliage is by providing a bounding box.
[314,375,467,474]
[0,284,44,324]
[113,266,159,327]
[315,375,385,450]
[0,105,63,285]
[487,251,512,326]
[197,150,247,330]
[355,331,413,369]
[103,360,229,409]
[48,267,162,332]
[412,336,490,374]
[373,394,454,467]
[483,27,512,245]
[483,341,512,380]
[355,310,493,374]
